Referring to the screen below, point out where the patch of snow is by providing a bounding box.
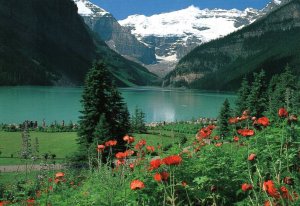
[75,0,92,16]
[274,0,282,5]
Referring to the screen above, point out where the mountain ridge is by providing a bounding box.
[0,0,158,86]
[163,0,300,90]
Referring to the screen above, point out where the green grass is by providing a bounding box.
[0,132,78,165]
[0,123,200,166]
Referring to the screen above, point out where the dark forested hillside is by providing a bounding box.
[0,0,158,86]
[164,0,300,90]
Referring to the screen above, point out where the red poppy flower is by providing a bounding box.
[248,153,256,161]
[115,152,126,159]
[124,149,134,157]
[149,159,163,170]
[154,172,169,182]
[182,181,187,187]
[214,136,220,140]
[256,117,270,127]
[97,144,105,153]
[283,176,293,185]
[229,117,239,124]
[130,180,145,190]
[129,163,134,171]
[207,125,216,130]
[280,186,294,200]
[264,200,275,206]
[241,183,253,192]
[163,155,182,166]
[116,159,125,166]
[134,139,147,150]
[55,172,65,178]
[197,127,212,139]
[278,108,288,118]
[237,129,255,137]
[146,146,155,153]
[233,136,239,142]
[105,140,117,147]
[123,135,135,144]
[26,199,35,206]
[215,143,222,147]
[263,180,280,199]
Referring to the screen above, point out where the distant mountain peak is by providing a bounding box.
[74,0,109,17]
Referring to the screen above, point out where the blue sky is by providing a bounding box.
[91,0,271,20]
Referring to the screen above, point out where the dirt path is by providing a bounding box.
[0,164,64,173]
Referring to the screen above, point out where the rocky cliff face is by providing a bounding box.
[163,0,300,90]
[74,0,156,65]
[0,0,158,86]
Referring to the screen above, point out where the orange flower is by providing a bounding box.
[116,159,125,166]
[130,180,145,190]
[263,180,280,199]
[229,117,239,124]
[233,136,239,142]
[134,139,146,150]
[149,159,163,170]
[215,143,222,147]
[182,181,187,187]
[129,163,134,171]
[146,146,155,153]
[123,135,135,144]
[154,172,169,182]
[55,172,65,178]
[241,183,253,192]
[163,155,182,166]
[124,149,134,157]
[280,186,294,200]
[248,153,256,161]
[115,152,126,159]
[237,129,255,137]
[214,136,220,140]
[105,140,117,147]
[278,108,288,118]
[256,117,270,127]
[97,144,105,153]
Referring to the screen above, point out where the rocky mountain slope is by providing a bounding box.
[0,0,158,86]
[74,0,156,65]
[163,0,300,90]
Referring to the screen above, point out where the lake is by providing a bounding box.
[0,87,236,124]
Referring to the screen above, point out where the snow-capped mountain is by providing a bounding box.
[73,0,288,77]
[119,6,261,76]
[73,0,156,65]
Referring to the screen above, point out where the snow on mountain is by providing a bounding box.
[74,0,108,17]
[120,6,258,42]
[274,0,282,5]
[119,5,260,76]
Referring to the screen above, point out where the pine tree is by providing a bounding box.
[77,61,130,161]
[235,77,250,115]
[219,99,231,138]
[247,70,268,117]
[267,66,297,119]
[130,106,147,133]
[93,114,111,144]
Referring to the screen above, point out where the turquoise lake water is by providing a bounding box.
[0,87,236,124]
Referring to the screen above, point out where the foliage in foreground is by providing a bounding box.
[1,108,299,205]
